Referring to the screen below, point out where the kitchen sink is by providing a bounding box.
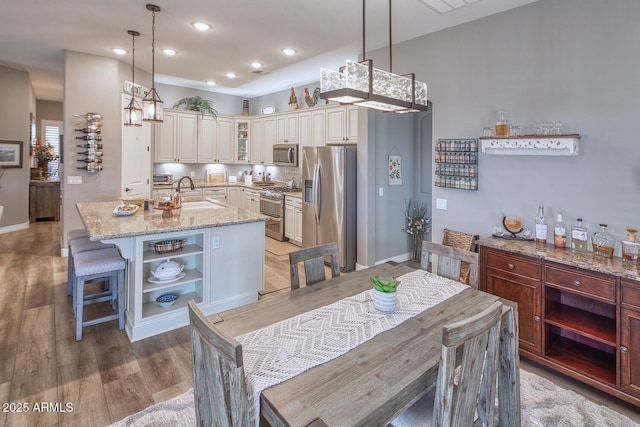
[180,199,224,210]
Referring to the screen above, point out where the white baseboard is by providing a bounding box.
[0,222,29,235]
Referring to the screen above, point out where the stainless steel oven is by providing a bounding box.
[260,195,285,241]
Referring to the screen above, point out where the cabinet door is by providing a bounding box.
[227,187,243,208]
[485,267,542,354]
[326,107,346,144]
[311,110,326,147]
[217,118,235,163]
[251,119,265,164]
[284,202,295,239]
[299,112,311,149]
[264,117,276,165]
[294,205,303,243]
[236,120,250,163]
[198,116,218,163]
[155,112,176,162]
[276,113,298,143]
[346,105,358,143]
[177,113,197,162]
[621,308,640,397]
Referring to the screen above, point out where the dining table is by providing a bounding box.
[212,262,520,427]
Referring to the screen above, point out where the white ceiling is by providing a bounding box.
[0,0,538,101]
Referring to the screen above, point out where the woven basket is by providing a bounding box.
[153,239,185,254]
[441,229,477,284]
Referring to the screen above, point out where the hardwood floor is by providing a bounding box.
[0,222,638,426]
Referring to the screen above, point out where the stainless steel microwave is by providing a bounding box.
[273,144,298,167]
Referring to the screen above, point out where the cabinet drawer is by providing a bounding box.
[485,250,541,280]
[545,265,615,302]
[621,280,640,309]
[202,187,227,196]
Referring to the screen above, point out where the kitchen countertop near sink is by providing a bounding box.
[478,237,640,282]
[77,199,268,241]
[153,180,287,190]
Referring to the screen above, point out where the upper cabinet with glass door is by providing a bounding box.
[236,120,250,163]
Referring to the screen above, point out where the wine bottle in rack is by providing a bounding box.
[76,143,103,149]
[78,158,103,163]
[78,164,103,172]
[77,150,103,156]
[76,134,102,141]
[74,127,101,134]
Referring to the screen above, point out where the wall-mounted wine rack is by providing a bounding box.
[74,113,103,173]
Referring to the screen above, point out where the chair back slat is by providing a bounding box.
[289,242,340,290]
[188,300,251,427]
[421,241,480,288]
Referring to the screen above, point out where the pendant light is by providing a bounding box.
[142,4,164,122]
[124,30,143,127]
[320,0,428,113]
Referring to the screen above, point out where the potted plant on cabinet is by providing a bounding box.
[172,96,217,118]
[370,276,400,312]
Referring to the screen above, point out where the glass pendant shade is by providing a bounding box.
[124,97,143,127]
[142,88,164,122]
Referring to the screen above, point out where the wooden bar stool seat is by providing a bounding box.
[73,247,125,341]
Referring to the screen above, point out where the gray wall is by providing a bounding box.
[35,100,63,138]
[156,83,245,116]
[250,82,324,115]
[371,0,639,256]
[0,65,33,228]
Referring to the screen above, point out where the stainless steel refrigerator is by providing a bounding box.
[302,146,357,271]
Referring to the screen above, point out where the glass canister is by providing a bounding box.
[495,109,510,137]
[592,224,615,258]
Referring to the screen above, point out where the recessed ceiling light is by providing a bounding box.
[206,80,216,86]
[250,62,263,69]
[282,48,296,56]
[112,48,128,55]
[162,48,177,56]
[226,72,237,78]
[191,21,211,31]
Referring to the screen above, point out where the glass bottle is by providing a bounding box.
[570,218,588,251]
[553,209,566,248]
[592,224,615,258]
[534,206,547,244]
[495,109,510,137]
[622,228,639,264]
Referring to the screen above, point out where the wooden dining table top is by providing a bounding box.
[213,262,518,427]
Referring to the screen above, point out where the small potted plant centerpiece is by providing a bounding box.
[370,276,400,312]
[172,96,217,118]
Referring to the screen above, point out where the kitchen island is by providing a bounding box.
[77,199,268,341]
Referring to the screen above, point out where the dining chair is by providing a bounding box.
[390,301,504,427]
[441,228,478,285]
[289,242,340,290]
[187,300,252,427]
[421,241,480,288]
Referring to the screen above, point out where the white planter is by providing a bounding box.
[372,289,397,313]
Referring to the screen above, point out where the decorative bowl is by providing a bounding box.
[156,293,179,308]
[121,196,146,206]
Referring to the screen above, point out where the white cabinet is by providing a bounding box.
[251,118,265,164]
[263,117,276,165]
[244,188,261,213]
[299,109,325,149]
[198,116,234,163]
[276,113,298,144]
[154,110,198,162]
[285,196,302,246]
[217,117,235,163]
[202,187,227,203]
[236,120,250,163]
[227,187,244,208]
[326,105,358,145]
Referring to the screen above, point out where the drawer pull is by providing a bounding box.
[507,263,515,270]
[573,280,582,287]
[534,315,541,322]
[621,346,628,353]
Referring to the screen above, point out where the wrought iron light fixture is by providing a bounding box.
[142,4,164,122]
[124,30,142,127]
[320,0,428,113]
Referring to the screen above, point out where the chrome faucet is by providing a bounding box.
[175,176,196,203]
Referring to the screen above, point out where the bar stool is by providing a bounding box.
[67,237,116,316]
[73,247,126,341]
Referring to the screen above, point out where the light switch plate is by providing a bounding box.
[436,198,447,210]
[212,236,220,249]
[68,175,82,185]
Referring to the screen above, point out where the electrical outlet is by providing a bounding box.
[211,236,220,249]
[67,175,82,185]
[190,171,195,177]
[436,198,448,210]
[378,187,383,197]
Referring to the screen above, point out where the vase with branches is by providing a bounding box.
[405,199,432,262]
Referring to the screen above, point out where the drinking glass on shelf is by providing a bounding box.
[483,127,493,136]
[553,121,563,135]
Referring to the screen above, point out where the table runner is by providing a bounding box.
[235,269,469,426]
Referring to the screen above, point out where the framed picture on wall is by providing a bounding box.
[0,141,23,168]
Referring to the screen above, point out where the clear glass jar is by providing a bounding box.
[495,109,510,137]
[592,224,615,258]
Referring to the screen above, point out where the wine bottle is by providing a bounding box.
[77,150,103,156]
[77,158,103,163]
[570,218,588,251]
[534,206,547,244]
[74,127,101,134]
[553,209,566,248]
[76,134,102,141]
[76,143,103,149]
[77,164,103,172]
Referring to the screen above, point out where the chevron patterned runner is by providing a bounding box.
[235,269,469,426]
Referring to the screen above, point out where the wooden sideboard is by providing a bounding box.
[29,180,60,222]
[479,238,640,407]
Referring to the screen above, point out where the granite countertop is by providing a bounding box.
[478,237,640,282]
[153,180,286,190]
[77,200,268,241]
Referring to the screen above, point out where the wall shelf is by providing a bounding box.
[435,138,478,190]
[480,134,580,156]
